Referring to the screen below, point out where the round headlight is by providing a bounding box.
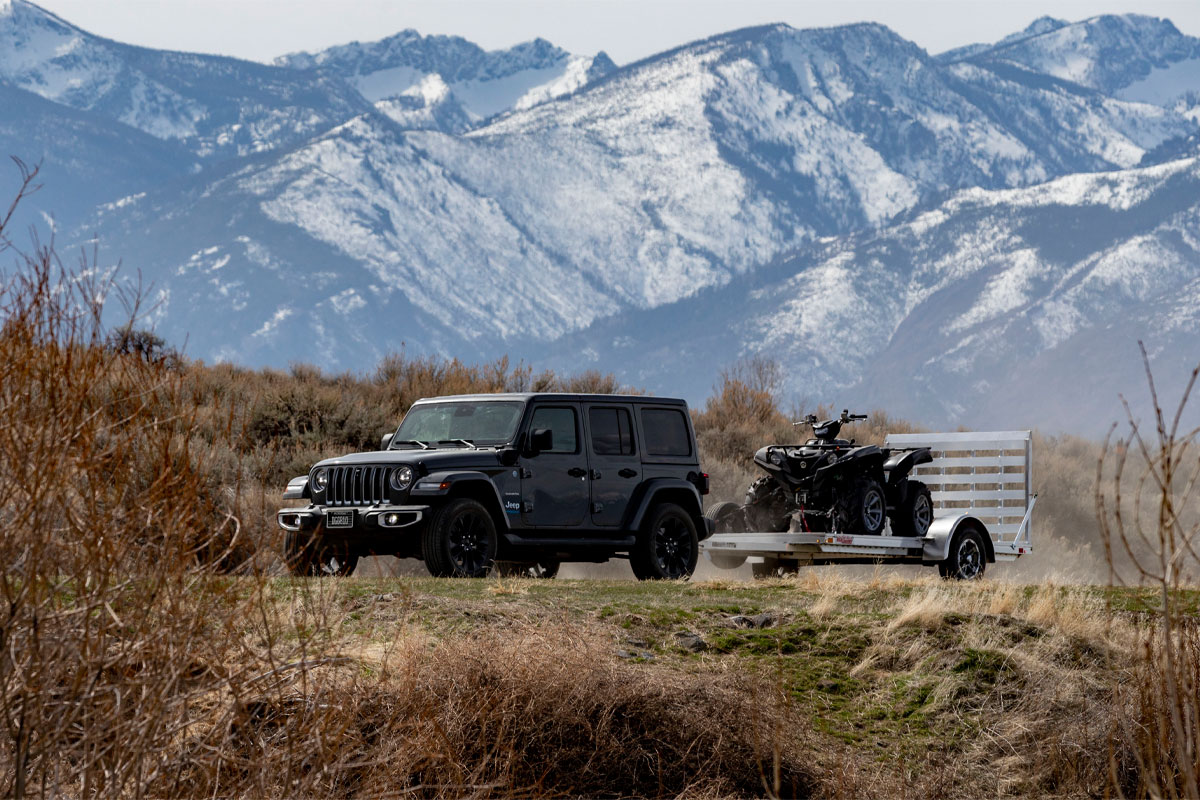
[769,448,785,466]
[312,468,328,492]
[389,465,414,492]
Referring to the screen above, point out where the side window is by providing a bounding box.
[589,407,635,456]
[641,408,692,457]
[529,406,578,454]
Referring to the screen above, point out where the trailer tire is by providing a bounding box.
[940,525,987,580]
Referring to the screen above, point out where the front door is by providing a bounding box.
[520,403,589,527]
[584,404,641,526]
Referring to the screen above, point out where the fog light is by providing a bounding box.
[384,513,401,526]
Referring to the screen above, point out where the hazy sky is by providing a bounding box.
[31,0,1200,64]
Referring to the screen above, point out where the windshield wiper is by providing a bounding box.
[437,439,478,450]
[392,439,430,450]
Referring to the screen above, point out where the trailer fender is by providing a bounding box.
[923,515,995,564]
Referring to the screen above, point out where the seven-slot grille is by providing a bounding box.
[323,466,392,506]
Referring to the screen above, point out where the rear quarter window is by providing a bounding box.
[640,408,692,457]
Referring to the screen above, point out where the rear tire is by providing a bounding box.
[631,503,699,580]
[940,526,987,580]
[837,478,886,536]
[891,480,934,537]
[423,499,498,578]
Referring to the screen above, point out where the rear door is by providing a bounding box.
[520,403,589,528]
[583,403,641,526]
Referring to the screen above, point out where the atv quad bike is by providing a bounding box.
[709,410,934,538]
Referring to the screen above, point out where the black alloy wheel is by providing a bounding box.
[423,498,498,578]
[631,503,699,581]
[939,526,987,580]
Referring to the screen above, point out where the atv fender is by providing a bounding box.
[815,445,884,482]
[883,448,933,492]
[627,479,708,538]
[409,471,511,529]
[922,515,995,563]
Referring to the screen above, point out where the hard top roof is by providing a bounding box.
[411,392,687,406]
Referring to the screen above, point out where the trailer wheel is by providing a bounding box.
[940,526,987,580]
[891,480,933,537]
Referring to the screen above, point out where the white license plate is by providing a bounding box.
[326,510,354,528]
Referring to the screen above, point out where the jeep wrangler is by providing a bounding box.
[277,393,713,579]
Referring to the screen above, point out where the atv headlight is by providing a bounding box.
[389,465,414,492]
[312,468,329,492]
[769,448,785,466]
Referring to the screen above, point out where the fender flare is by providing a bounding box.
[283,475,310,500]
[410,471,511,530]
[923,515,995,564]
[883,448,933,492]
[626,478,706,537]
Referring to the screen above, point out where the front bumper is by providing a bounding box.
[277,504,431,532]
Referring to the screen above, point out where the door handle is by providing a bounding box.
[618,468,638,478]
[567,467,588,478]
[590,469,602,480]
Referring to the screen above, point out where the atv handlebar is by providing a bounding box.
[840,409,868,423]
[792,410,868,429]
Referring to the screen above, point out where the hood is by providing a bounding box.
[313,447,505,471]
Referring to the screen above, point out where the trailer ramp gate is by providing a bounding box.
[701,431,1034,569]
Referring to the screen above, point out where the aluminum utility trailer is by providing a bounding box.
[701,431,1035,579]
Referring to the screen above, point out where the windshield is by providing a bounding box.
[391,401,524,448]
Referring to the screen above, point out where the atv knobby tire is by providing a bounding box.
[836,477,887,536]
[891,480,934,538]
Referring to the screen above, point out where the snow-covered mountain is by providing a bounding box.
[0,0,368,160]
[1,3,1198,432]
[84,20,1195,368]
[531,155,1200,434]
[942,14,1200,110]
[276,31,615,132]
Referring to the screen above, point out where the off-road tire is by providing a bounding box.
[939,525,988,580]
[423,498,498,578]
[836,478,887,535]
[494,560,560,579]
[285,529,358,577]
[891,480,934,538]
[743,477,792,532]
[630,503,699,581]
[751,559,800,579]
[705,501,746,533]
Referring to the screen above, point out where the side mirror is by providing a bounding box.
[528,428,553,455]
[380,432,394,451]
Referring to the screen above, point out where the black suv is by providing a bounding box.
[277,393,712,579]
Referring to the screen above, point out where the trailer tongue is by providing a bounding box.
[701,431,1035,580]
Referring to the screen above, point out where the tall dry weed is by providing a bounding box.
[1098,345,1200,798]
